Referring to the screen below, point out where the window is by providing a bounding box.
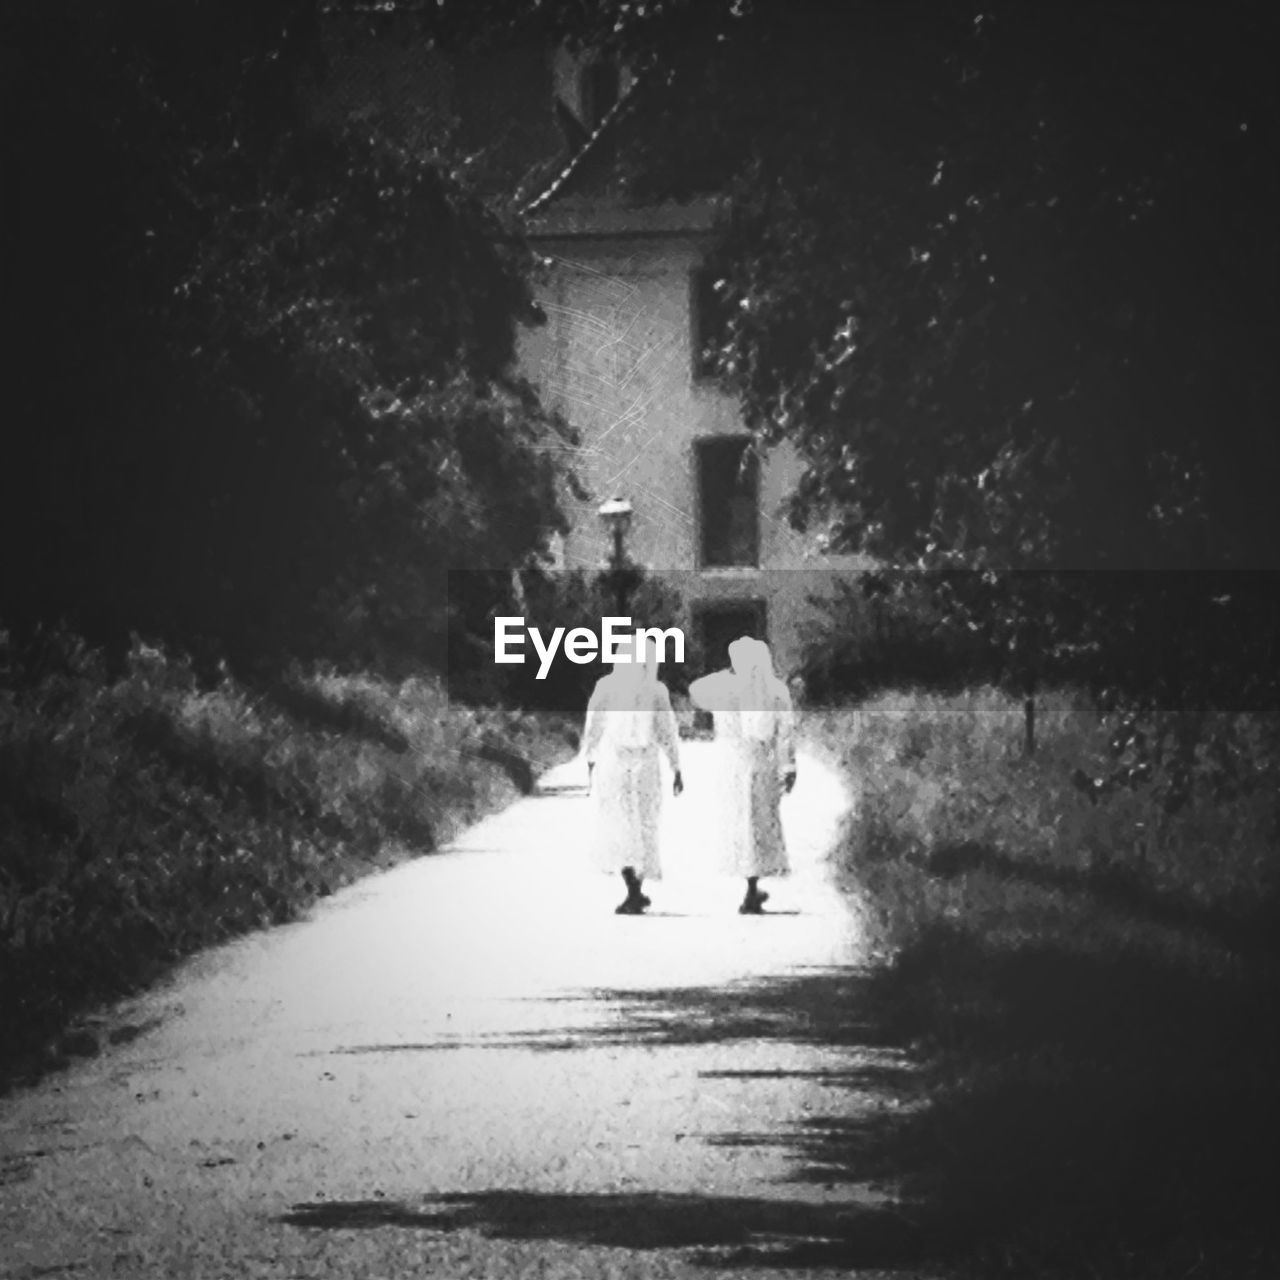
[582,58,620,131]
[690,267,731,381]
[696,437,760,568]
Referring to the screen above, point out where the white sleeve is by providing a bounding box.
[582,678,609,764]
[688,669,737,711]
[654,683,682,774]
[776,684,797,773]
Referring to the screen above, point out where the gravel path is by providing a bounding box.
[1,743,923,1279]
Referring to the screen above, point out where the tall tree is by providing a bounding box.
[423,0,1280,726]
[433,0,1280,564]
[2,0,574,676]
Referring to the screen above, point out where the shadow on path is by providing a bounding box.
[286,942,1280,1276]
[282,1189,938,1271]
[282,966,945,1270]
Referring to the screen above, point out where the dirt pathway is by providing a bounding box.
[1,743,918,1279]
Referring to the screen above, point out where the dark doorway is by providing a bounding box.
[689,599,767,732]
[694,599,768,673]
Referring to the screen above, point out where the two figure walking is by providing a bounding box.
[581,634,796,915]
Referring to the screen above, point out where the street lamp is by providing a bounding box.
[597,496,639,617]
[598,497,632,566]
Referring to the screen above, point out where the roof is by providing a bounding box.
[519,66,725,239]
[305,13,720,234]
[518,69,645,216]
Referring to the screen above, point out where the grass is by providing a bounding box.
[0,636,577,1085]
[807,686,1280,1278]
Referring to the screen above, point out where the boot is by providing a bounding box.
[739,878,769,914]
[616,868,650,914]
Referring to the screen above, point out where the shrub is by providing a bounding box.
[812,686,1278,955]
[804,688,1280,1275]
[798,573,998,704]
[0,632,576,1077]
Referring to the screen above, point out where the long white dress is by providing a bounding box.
[688,639,796,879]
[580,660,681,880]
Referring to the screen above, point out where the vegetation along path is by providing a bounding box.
[0,742,922,1280]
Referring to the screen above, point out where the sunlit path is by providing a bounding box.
[0,744,912,1280]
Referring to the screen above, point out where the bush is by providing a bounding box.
[804,688,1280,1275]
[798,573,998,704]
[812,686,1278,955]
[0,631,576,1078]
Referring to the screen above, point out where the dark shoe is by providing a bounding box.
[616,893,651,915]
[739,890,769,915]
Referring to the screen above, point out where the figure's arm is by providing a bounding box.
[582,679,608,766]
[688,669,736,711]
[777,685,798,789]
[654,684,683,792]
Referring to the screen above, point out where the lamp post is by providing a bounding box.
[597,496,639,618]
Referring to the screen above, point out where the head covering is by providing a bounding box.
[609,631,657,708]
[727,635,775,740]
[750,638,777,679]
[599,632,657,747]
[728,635,756,676]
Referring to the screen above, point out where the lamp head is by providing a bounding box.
[597,497,633,538]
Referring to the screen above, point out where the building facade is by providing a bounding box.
[310,24,866,677]
[519,53,866,677]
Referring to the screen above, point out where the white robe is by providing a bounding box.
[580,671,681,879]
[688,665,796,878]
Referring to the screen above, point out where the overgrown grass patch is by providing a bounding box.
[807,687,1280,1277]
[0,638,576,1083]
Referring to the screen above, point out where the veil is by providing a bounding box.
[609,632,659,742]
[731,637,775,741]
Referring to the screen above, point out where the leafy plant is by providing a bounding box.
[0,632,576,1077]
[3,1,574,678]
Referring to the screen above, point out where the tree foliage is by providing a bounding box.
[598,0,1280,575]
[429,0,1280,736]
[3,0,573,678]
